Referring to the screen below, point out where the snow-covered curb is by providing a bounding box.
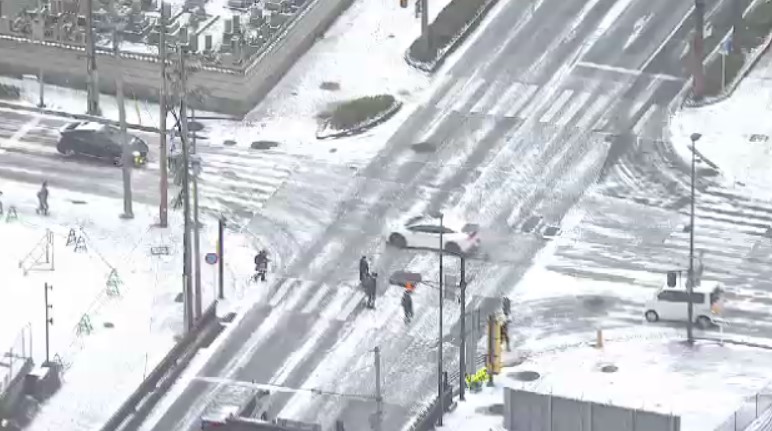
[315,99,403,139]
[404,0,500,73]
[688,30,772,108]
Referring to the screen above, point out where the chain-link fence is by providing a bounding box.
[713,384,772,431]
[0,323,33,396]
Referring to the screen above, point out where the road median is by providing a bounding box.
[404,0,499,73]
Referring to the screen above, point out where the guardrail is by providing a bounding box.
[100,301,220,431]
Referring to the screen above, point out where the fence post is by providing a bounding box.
[756,393,759,417]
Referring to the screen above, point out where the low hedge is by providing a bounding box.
[406,0,497,72]
[0,83,21,100]
[329,95,396,130]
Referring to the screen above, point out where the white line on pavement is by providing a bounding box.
[576,61,683,81]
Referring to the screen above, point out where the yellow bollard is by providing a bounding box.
[596,329,604,348]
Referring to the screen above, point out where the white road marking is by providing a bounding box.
[555,91,592,126]
[450,77,487,112]
[503,84,539,118]
[632,103,658,136]
[576,61,682,81]
[576,93,611,130]
[538,89,574,124]
[488,82,525,117]
[640,4,695,72]
[301,282,332,314]
[337,291,364,321]
[268,279,296,306]
[1,116,41,148]
[469,78,506,114]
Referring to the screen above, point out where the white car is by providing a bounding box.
[386,215,480,254]
[644,282,725,329]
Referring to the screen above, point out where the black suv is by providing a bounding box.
[57,121,148,165]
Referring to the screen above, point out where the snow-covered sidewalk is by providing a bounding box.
[443,327,772,431]
[0,180,260,430]
[669,47,772,195]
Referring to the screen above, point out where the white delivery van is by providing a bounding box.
[644,280,724,329]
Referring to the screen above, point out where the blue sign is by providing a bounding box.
[721,36,733,55]
[205,253,218,265]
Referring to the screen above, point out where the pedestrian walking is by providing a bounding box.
[402,288,414,323]
[36,181,49,216]
[359,255,369,284]
[499,311,511,352]
[364,272,377,309]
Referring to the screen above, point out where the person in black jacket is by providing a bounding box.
[364,272,377,309]
[359,256,369,284]
[402,289,414,323]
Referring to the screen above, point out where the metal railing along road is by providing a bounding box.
[714,384,772,431]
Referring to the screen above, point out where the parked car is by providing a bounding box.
[57,121,148,165]
[644,281,725,328]
[386,215,480,255]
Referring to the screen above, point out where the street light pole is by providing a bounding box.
[44,283,53,365]
[114,28,134,220]
[459,256,466,401]
[159,2,169,228]
[687,132,701,344]
[437,212,444,426]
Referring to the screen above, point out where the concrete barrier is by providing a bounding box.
[0,0,355,117]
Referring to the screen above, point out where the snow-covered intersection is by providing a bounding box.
[2,0,772,429]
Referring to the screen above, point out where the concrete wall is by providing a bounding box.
[0,0,355,117]
[504,388,681,431]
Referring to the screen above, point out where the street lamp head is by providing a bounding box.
[690,133,702,142]
[429,211,444,219]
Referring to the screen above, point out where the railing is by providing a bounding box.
[0,323,33,397]
[714,384,772,431]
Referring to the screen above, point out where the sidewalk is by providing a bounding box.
[670,46,772,193]
[444,327,772,431]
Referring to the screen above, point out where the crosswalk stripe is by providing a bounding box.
[488,82,525,117]
[434,79,467,111]
[576,94,611,130]
[505,84,540,118]
[319,287,354,321]
[451,77,487,112]
[555,91,591,126]
[338,292,364,322]
[538,89,574,124]
[301,283,332,314]
[469,78,507,114]
[200,170,287,193]
[196,182,273,201]
[269,279,297,306]
[202,154,295,176]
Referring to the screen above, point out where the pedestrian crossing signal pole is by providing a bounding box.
[687,132,701,344]
[115,28,134,220]
[44,283,53,365]
[85,0,100,116]
[374,346,383,431]
[159,2,169,228]
[179,45,194,332]
[693,0,706,100]
[420,0,430,57]
[459,256,466,402]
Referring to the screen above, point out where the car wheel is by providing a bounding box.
[696,315,711,329]
[58,146,75,156]
[389,233,407,248]
[645,310,659,322]
[444,242,462,255]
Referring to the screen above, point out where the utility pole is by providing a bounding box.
[459,256,466,401]
[218,216,225,299]
[693,0,706,100]
[36,0,45,108]
[159,2,169,228]
[437,212,444,427]
[420,0,429,57]
[687,133,701,344]
[192,107,202,319]
[85,0,100,115]
[115,29,134,219]
[732,0,742,52]
[374,346,383,431]
[44,283,53,365]
[179,45,194,332]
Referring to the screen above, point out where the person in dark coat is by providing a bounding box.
[402,289,414,323]
[364,272,377,309]
[359,256,369,284]
[36,181,49,215]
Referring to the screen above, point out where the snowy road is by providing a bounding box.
[142,0,752,430]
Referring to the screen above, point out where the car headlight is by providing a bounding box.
[132,151,140,157]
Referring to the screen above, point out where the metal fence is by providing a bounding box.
[713,384,772,431]
[0,323,33,396]
[504,388,680,431]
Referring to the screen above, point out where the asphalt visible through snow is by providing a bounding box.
[142,0,760,430]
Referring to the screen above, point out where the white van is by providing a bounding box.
[644,281,724,328]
